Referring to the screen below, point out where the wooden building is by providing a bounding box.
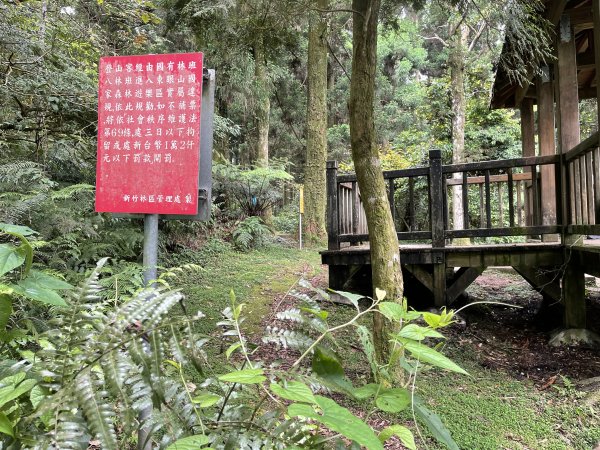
[321,0,600,339]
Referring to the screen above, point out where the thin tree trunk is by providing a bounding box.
[304,0,329,242]
[254,36,270,168]
[450,23,469,238]
[350,0,403,362]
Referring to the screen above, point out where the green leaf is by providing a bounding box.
[191,393,221,408]
[270,381,317,404]
[352,383,381,400]
[375,388,411,413]
[13,279,68,306]
[395,324,445,341]
[0,378,36,408]
[0,294,12,330]
[0,224,36,237]
[423,309,454,329]
[217,368,266,384]
[378,425,416,449]
[413,397,459,450]
[334,290,363,308]
[165,435,211,449]
[378,302,404,321]
[396,338,468,375]
[0,244,25,278]
[288,396,383,450]
[23,271,73,290]
[29,385,47,409]
[0,412,13,437]
[225,342,242,359]
[312,346,353,393]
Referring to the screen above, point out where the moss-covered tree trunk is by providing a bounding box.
[304,0,329,242]
[349,0,403,361]
[449,23,469,239]
[254,35,270,168]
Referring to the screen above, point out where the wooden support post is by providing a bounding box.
[595,0,600,224]
[462,172,469,229]
[521,98,536,227]
[326,160,340,250]
[556,13,581,244]
[562,261,586,329]
[388,179,396,226]
[537,69,559,242]
[432,256,446,307]
[446,267,485,305]
[514,266,562,304]
[429,150,445,248]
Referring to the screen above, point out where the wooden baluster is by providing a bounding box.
[352,181,359,236]
[508,169,515,227]
[462,172,469,229]
[574,158,582,224]
[443,176,449,230]
[408,177,415,231]
[479,184,485,228]
[485,170,492,228]
[498,183,504,227]
[594,148,600,224]
[531,165,539,226]
[516,181,523,226]
[580,156,589,225]
[586,152,595,224]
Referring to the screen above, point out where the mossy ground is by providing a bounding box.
[169,245,600,449]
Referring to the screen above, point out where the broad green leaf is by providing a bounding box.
[165,435,211,449]
[23,271,73,290]
[352,383,381,400]
[0,294,12,330]
[0,412,13,437]
[288,396,383,450]
[29,385,47,409]
[191,393,221,408]
[0,378,36,408]
[270,381,317,404]
[378,302,404,321]
[225,343,242,359]
[378,425,416,449]
[355,325,378,380]
[396,338,468,375]
[395,324,445,341]
[218,368,266,384]
[0,224,36,237]
[413,397,459,450]
[312,346,353,393]
[0,244,25,278]
[375,388,410,413]
[334,290,363,308]
[12,280,67,306]
[423,309,454,329]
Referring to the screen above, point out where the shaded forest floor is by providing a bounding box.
[175,243,600,449]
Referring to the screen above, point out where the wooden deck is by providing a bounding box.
[323,148,600,330]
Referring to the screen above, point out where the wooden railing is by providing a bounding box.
[564,131,600,234]
[326,139,600,250]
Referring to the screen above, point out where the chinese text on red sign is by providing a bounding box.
[95,53,203,214]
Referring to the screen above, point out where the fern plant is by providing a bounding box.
[7,258,203,449]
[232,216,271,251]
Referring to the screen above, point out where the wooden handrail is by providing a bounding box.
[564,131,599,162]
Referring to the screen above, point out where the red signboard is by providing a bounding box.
[95,53,203,214]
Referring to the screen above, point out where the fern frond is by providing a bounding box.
[75,372,118,449]
[262,326,313,350]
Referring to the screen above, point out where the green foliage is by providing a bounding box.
[232,217,272,251]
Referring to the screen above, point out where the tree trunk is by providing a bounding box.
[254,36,270,168]
[304,0,329,242]
[449,23,469,240]
[349,0,403,362]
